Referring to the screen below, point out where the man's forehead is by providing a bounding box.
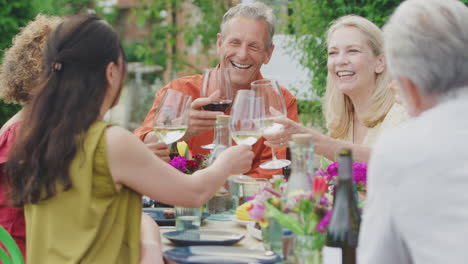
[223,17,268,42]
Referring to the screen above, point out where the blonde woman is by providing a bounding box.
[263,15,408,162]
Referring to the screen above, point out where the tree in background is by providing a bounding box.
[0,0,36,126]
[286,0,403,129]
[286,0,468,129]
[131,0,232,81]
[0,0,109,127]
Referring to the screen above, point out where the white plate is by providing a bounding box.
[246,222,262,241]
[232,215,256,226]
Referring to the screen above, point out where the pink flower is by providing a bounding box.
[314,168,327,177]
[248,201,266,220]
[319,196,329,206]
[169,156,187,173]
[312,176,328,197]
[316,209,332,233]
[327,162,339,180]
[264,186,282,197]
[352,162,367,184]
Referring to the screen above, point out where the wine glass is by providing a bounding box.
[200,68,233,149]
[153,89,192,145]
[229,90,263,147]
[251,79,291,170]
[228,90,264,185]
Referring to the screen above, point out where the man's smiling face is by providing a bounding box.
[216,16,274,91]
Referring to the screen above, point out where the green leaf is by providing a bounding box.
[264,202,304,235]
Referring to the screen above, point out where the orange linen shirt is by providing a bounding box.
[134,73,299,178]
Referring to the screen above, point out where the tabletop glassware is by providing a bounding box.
[175,206,202,231]
[200,68,233,150]
[229,90,263,147]
[153,89,192,145]
[251,79,291,170]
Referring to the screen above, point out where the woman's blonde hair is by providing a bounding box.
[324,15,393,139]
[0,14,62,104]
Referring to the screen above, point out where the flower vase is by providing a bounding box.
[261,217,283,257]
[294,235,322,264]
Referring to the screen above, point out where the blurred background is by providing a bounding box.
[3,0,462,132]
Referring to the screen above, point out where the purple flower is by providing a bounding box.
[352,162,367,184]
[169,156,187,173]
[316,209,332,233]
[314,168,327,177]
[327,162,339,180]
[319,196,329,206]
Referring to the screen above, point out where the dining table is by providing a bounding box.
[159,216,341,264]
[160,217,265,263]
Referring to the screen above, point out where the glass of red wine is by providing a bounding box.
[200,68,233,149]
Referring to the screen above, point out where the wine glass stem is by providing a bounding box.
[271,147,278,161]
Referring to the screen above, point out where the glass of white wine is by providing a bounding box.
[230,90,263,147]
[228,90,264,199]
[251,79,291,170]
[153,89,192,145]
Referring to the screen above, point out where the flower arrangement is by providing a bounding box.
[315,161,367,193]
[142,142,208,207]
[167,141,208,174]
[246,161,368,257]
[169,154,208,174]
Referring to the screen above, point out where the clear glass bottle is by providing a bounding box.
[206,115,233,214]
[284,134,314,207]
[326,148,361,264]
[207,115,231,164]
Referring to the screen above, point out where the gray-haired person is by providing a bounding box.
[135,2,299,178]
[358,0,468,263]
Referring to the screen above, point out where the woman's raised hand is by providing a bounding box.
[212,145,254,176]
[262,117,304,148]
[142,131,170,162]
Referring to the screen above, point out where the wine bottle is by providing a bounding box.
[326,148,361,264]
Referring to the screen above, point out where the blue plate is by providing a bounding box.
[163,230,244,246]
[164,246,281,264]
[143,208,210,226]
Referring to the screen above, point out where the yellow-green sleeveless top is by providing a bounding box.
[24,121,142,264]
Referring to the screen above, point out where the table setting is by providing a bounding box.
[144,76,365,264]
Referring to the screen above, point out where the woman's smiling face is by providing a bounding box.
[327,26,384,96]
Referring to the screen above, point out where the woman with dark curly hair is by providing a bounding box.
[0,14,62,131]
[0,14,62,258]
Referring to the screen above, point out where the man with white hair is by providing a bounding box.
[135,2,298,178]
[358,0,468,263]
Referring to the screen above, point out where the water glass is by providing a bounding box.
[241,179,268,203]
[175,206,201,231]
